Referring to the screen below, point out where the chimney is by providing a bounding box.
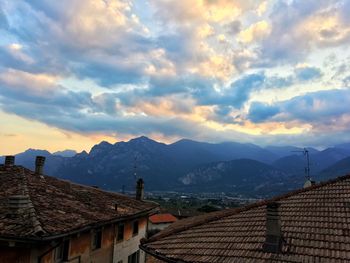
[35,156,46,175]
[262,202,282,253]
[136,178,144,201]
[5,156,15,166]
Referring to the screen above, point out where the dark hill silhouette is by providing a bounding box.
[2,137,350,196]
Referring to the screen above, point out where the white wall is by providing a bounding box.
[148,222,172,232]
[113,220,147,263]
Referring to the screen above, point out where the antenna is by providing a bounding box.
[292,148,310,180]
[133,154,138,181]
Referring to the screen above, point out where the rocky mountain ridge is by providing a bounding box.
[2,137,350,197]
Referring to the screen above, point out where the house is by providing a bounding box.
[164,208,203,219]
[141,174,350,262]
[148,214,178,232]
[0,156,158,263]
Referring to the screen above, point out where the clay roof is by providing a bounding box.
[141,174,350,262]
[149,214,178,224]
[0,165,158,241]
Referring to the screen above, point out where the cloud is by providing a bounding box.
[0,5,8,29]
[259,0,350,64]
[225,73,265,108]
[0,69,96,113]
[238,20,271,43]
[0,68,57,94]
[91,93,119,115]
[1,0,350,148]
[344,76,350,87]
[225,20,241,35]
[248,102,280,123]
[295,66,322,81]
[5,44,34,64]
[152,0,258,24]
[1,0,156,86]
[0,92,206,139]
[193,67,322,111]
[23,0,137,48]
[247,89,350,128]
[188,73,265,109]
[281,89,350,123]
[257,1,268,16]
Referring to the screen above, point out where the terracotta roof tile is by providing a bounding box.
[149,213,178,224]
[0,165,157,240]
[141,174,350,262]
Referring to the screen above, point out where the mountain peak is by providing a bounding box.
[22,148,51,156]
[129,136,156,143]
[89,141,113,155]
[98,140,113,146]
[76,150,88,158]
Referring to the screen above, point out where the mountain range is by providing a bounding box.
[1,136,350,197]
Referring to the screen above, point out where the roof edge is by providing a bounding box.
[145,173,350,244]
[139,244,180,263]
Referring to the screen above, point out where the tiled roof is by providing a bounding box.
[163,207,204,218]
[149,214,178,224]
[0,165,157,240]
[141,174,350,262]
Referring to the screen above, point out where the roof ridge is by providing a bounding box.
[21,168,46,236]
[17,165,141,202]
[145,173,350,243]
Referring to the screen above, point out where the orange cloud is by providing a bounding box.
[238,20,271,43]
[0,69,59,96]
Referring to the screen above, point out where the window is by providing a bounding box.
[117,223,124,241]
[92,229,102,250]
[128,250,140,263]
[132,220,139,236]
[54,240,69,262]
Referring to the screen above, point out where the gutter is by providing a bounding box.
[139,244,182,263]
[0,207,159,244]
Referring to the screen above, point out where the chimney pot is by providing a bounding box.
[35,156,46,175]
[136,178,144,201]
[263,202,282,253]
[5,156,15,166]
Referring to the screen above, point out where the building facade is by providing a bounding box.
[0,156,158,263]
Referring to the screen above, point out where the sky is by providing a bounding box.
[1,0,350,154]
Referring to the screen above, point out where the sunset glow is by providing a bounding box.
[1,0,350,154]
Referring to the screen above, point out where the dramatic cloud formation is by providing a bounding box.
[0,0,350,153]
